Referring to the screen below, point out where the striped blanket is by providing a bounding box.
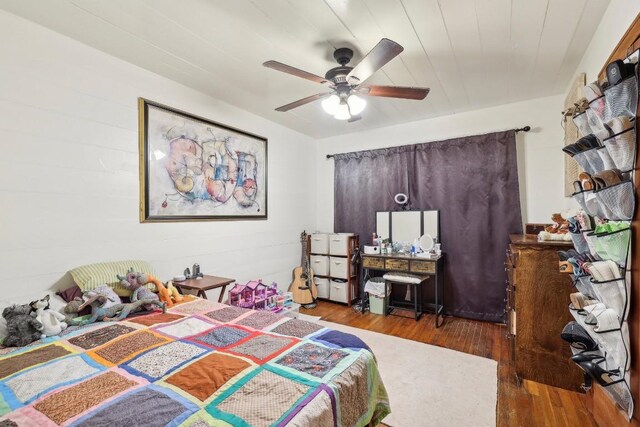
[0,297,390,426]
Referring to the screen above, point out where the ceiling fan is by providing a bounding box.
[263,38,429,122]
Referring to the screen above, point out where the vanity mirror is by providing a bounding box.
[375,210,440,244]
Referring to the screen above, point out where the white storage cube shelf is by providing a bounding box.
[329,233,353,256]
[309,232,358,305]
[330,280,349,303]
[311,233,330,254]
[310,255,329,276]
[329,257,349,279]
[315,278,330,299]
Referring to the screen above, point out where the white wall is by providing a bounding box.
[314,94,568,232]
[569,0,640,86]
[0,11,316,301]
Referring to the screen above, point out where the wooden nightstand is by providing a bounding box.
[173,275,235,303]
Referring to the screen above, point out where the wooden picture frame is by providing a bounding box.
[138,98,268,222]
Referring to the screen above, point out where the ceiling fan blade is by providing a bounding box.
[346,38,404,84]
[359,85,429,100]
[274,93,331,112]
[263,60,330,85]
[348,114,362,123]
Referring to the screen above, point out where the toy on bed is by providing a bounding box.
[72,294,166,326]
[2,304,43,347]
[162,281,183,306]
[29,295,67,337]
[117,268,183,308]
[228,280,279,310]
[84,285,122,309]
[228,283,253,308]
[63,297,84,322]
[117,268,161,311]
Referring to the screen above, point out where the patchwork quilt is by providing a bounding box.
[0,297,390,426]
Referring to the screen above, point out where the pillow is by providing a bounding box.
[69,260,157,297]
[57,284,83,303]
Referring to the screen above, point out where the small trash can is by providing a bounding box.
[369,293,388,315]
[365,277,389,315]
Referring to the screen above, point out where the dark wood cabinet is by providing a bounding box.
[507,234,583,391]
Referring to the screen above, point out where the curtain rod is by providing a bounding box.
[325,125,531,159]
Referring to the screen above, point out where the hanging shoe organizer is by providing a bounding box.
[563,56,639,420]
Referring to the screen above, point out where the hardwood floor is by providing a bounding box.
[301,302,597,427]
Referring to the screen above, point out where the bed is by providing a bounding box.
[0,296,390,426]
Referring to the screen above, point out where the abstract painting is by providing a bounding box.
[138,99,267,221]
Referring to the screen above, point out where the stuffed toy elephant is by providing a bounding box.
[117,268,161,311]
[3,304,43,347]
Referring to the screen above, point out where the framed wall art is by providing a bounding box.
[138,98,267,222]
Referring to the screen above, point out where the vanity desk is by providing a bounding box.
[362,252,445,326]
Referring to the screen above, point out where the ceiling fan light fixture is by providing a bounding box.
[347,94,366,115]
[264,39,429,118]
[334,102,351,120]
[321,94,340,115]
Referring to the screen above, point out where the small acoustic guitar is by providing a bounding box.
[289,231,318,308]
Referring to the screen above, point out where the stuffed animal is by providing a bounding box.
[84,285,121,309]
[63,297,84,322]
[544,213,570,234]
[72,295,166,326]
[117,268,161,311]
[117,268,182,308]
[30,295,68,338]
[165,281,184,304]
[2,304,43,347]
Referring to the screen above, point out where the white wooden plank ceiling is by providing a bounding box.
[0,0,610,138]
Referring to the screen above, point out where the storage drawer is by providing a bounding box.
[506,245,518,268]
[315,277,330,299]
[362,256,385,269]
[329,257,349,279]
[310,255,329,276]
[506,262,514,287]
[410,260,435,274]
[385,258,409,271]
[508,309,516,336]
[329,279,348,303]
[311,233,329,254]
[329,233,353,256]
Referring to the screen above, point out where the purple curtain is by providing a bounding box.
[333,130,523,322]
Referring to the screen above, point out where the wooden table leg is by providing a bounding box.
[198,290,207,299]
[217,285,228,303]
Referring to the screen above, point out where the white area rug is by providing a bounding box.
[295,312,322,323]
[320,321,498,427]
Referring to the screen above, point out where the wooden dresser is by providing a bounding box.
[506,234,583,391]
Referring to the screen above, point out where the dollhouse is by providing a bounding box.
[228,280,279,310]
